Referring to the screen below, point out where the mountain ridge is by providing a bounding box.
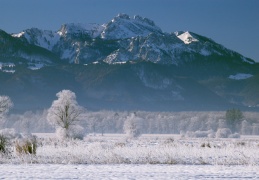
[11,13,255,65]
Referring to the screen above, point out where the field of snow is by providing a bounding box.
[1,134,259,179]
[1,164,258,179]
[2,133,259,165]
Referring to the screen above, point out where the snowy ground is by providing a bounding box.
[1,164,258,179]
[1,134,259,179]
[1,133,258,165]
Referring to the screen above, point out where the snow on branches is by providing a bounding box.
[47,90,85,139]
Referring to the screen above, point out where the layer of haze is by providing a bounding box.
[0,0,258,61]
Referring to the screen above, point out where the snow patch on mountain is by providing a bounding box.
[241,56,255,64]
[2,70,15,73]
[0,62,15,68]
[0,62,15,73]
[12,32,25,38]
[177,31,198,44]
[36,32,60,50]
[28,63,44,70]
[103,53,131,64]
[229,73,253,80]
[12,28,60,51]
[113,61,127,64]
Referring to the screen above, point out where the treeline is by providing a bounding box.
[3,110,259,135]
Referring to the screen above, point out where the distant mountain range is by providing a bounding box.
[0,14,258,112]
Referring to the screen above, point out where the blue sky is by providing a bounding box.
[1,0,258,61]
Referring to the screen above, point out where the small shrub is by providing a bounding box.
[216,128,232,138]
[236,141,246,146]
[164,137,174,144]
[201,142,211,148]
[115,142,126,147]
[0,134,9,154]
[201,143,206,147]
[15,135,37,155]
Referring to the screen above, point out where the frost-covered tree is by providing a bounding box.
[0,96,13,116]
[225,108,243,132]
[0,96,13,127]
[123,113,142,139]
[47,90,84,139]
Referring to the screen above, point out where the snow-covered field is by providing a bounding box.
[2,134,259,165]
[1,164,258,179]
[1,134,259,179]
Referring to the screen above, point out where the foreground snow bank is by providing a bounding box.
[0,164,258,179]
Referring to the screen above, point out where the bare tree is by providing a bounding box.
[47,90,84,139]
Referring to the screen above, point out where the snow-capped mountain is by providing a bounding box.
[12,13,254,65]
[0,29,59,73]
[1,14,259,112]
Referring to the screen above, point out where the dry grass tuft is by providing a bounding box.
[15,136,37,155]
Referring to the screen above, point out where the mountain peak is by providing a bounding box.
[101,14,162,39]
[116,13,130,20]
[133,15,156,27]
